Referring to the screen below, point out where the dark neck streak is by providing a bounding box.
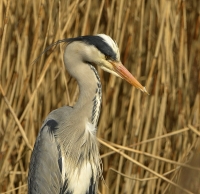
[90,65,102,127]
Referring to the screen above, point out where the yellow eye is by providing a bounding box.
[105,55,110,60]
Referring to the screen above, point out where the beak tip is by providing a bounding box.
[140,87,149,95]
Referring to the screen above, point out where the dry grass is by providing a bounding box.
[0,0,200,193]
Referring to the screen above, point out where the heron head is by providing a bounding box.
[65,34,148,94]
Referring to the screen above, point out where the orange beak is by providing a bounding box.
[109,60,149,94]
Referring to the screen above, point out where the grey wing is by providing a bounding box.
[28,119,63,194]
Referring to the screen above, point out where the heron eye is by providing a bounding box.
[105,55,111,60]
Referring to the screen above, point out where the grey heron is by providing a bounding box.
[28,34,148,194]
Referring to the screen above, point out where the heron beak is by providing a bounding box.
[109,60,149,94]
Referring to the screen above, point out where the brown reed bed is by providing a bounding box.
[0,0,200,193]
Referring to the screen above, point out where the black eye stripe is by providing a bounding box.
[67,36,117,60]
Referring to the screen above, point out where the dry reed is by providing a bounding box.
[0,0,200,193]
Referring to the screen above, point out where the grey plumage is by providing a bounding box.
[28,34,148,194]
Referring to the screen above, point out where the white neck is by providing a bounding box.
[63,43,102,126]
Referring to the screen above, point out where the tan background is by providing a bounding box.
[0,0,200,193]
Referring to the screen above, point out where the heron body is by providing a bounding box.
[28,34,148,194]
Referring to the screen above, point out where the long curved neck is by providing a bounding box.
[75,64,102,126]
[63,42,102,126]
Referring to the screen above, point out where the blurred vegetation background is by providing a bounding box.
[0,0,200,193]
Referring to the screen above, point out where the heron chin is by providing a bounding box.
[28,34,148,194]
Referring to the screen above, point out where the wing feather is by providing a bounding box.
[28,120,63,194]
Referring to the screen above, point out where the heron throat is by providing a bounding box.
[90,65,102,127]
